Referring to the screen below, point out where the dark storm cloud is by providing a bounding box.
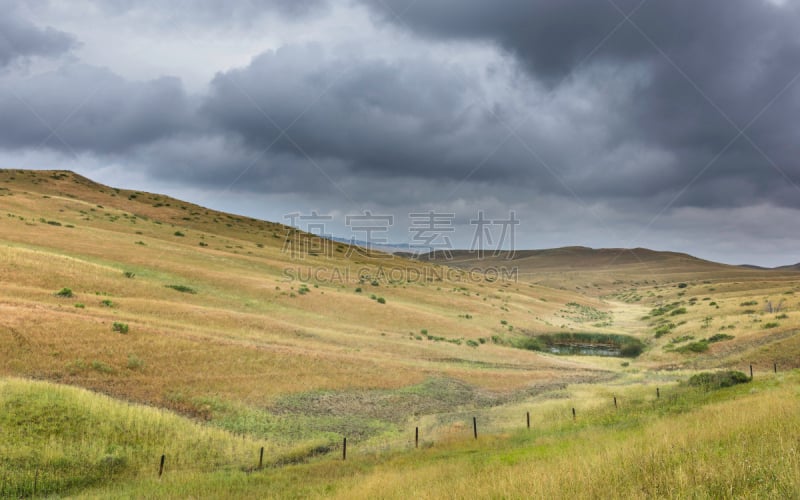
[362,0,800,208]
[0,7,77,68]
[3,0,800,213]
[0,64,194,154]
[202,45,525,183]
[94,0,328,24]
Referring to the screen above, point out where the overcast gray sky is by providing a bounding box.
[1,0,799,266]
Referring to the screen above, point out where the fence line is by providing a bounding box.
[2,363,781,496]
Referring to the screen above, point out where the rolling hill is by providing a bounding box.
[1,169,799,497]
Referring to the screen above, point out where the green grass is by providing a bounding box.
[0,378,264,498]
[68,372,800,498]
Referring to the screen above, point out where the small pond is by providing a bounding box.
[547,344,622,357]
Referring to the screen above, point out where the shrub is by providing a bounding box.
[514,336,544,352]
[112,322,129,334]
[174,231,185,237]
[123,271,135,279]
[707,333,734,343]
[126,355,144,370]
[763,322,779,329]
[421,329,428,335]
[100,299,114,307]
[677,341,708,353]
[376,297,386,304]
[466,339,479,348]
[55,287,73,298]
[654,323,676,338]
[91,360,116,374]
[620,342,644,357]
[740,300,758,306]
[166,285,197,294]
[688,371,750,389]
[677,283,688,288]
[198,242,208,247]
[670,307,687,316]
[355,287,362,293]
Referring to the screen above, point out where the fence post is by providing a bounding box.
[342,437,347,461]
[158,454,165,479]
[526,411,530,430]
[259,447,264,469]
[415,427,419,449]
[572,408,576,421]
[613,396,617,408]
[774,362,777,374]
[750,364,753,380]
[473,417,478,439]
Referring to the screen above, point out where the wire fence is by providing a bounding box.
[1,363,785,498]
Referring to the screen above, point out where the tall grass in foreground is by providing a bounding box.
[75,373,799,499]
[0,378,267,497]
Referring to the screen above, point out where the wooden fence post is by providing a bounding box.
[415,427,419,448]
[259,447,264,469]
[526,411,530,429]
[158,454,165,479]
[342,437,347,461]
[473,417,478,439]
[572,408,576,421]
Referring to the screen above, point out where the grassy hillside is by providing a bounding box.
[3,371,791,498]
[1,169,799,497]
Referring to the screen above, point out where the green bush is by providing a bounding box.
[123,271,135,279]
[620,342,643,357]
[707,333,734,343]
[514,336,544,352]
[677,341,708,353]
[101,299,114,307]
[763,322,779,329]
[91,360,116,374]
[112,322,129,334]
[654,323,676,338]
[166,285,197,294]
[55,287,73,298]
[74,303,85,308]
[376,297,386,304]
[126,354,144,370]
[174,231,185,237]
[687,371,750,389]
[466,340,479,348]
